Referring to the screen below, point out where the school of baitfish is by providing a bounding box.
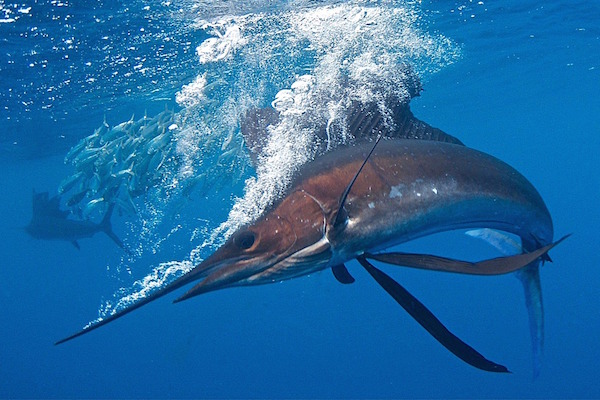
[58,107,247,220]
[59,109,179,218]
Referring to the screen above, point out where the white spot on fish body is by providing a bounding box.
[368,202,375,209]
[389,184,404,199]
[432,188,438,195]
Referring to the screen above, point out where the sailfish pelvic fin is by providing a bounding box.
[331,264,355,284]
[356,255,510,373]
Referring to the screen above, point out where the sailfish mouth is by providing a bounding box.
[174,236,332,303]
[172,255,272,302]
[243,237,332,283]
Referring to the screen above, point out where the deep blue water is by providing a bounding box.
[1,0,599,398]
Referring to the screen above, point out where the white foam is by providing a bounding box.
[196,22,248,63]
[175,73,207,107]
[98,260,193,320]
[100,1,461,318]
[178,3,460,242]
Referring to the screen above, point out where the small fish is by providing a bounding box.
[82,197,105,218]
[89,173,102,194]
[145,127,172,154]
[113,186,137,215]
[64,141,88,164]
[58,171,85,194]
[66,189,89,207]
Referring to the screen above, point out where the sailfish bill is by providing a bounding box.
[57,82,566,375]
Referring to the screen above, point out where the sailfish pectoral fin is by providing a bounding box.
[331,264,355,284]
[333,134,382,228]
[364,235,570,276]
[356,255,510,373]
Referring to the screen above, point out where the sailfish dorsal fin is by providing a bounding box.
[32,190,69,219]
[239,107,279,166]
[347,99,464,146]
[240,93,463,167]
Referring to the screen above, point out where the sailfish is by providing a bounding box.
[26,191,127,251]
[56,86,566,374]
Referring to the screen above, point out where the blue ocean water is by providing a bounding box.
[1,0,599,398]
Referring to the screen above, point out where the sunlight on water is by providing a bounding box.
[95,0,461,320]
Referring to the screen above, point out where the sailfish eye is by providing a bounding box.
[234,230,256,250]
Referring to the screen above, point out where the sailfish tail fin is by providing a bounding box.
[100,204,128,252]
[466,228,546,379]
[515,263,544,379]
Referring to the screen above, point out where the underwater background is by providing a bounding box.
[1,0,599,398]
